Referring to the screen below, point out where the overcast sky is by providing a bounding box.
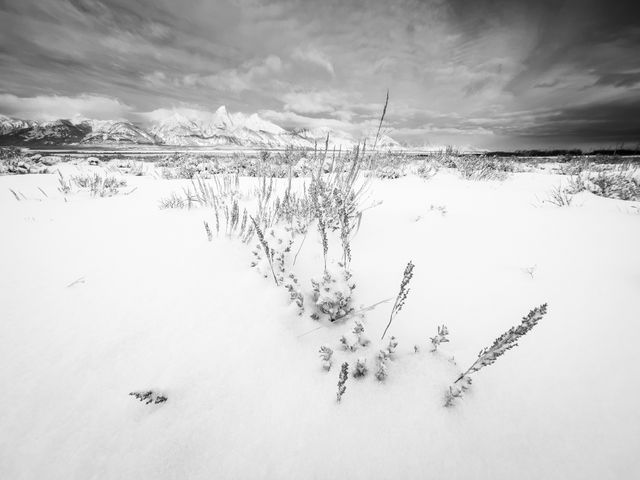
[1,0,639,149]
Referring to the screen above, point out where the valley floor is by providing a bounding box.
[1,165,639,479]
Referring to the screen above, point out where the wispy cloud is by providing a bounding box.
[291,47,335,76]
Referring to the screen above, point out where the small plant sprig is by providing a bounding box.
[445,304,548,407]
[523,264,537,278]
[430,325,449,352]
[375,350,389,381]
[310,267,356,322]
[319,346,333,371]
[545,185,573,207]
[337,196,353,267]
[444,377,472,407]
[339,335,358,352]
[317,213,329,272]
[336,362,349,402]
[57,171,72,194]
[386,336,398,356]
[129,390,167,405]
[375,336,398,381]
[353,357,368,378]
[454,303,548,385]
[269,228,294,284]
[71,173,127,196]
[250,216,279,286]
[353,320,370,347]
[381,261,415,339]
[159,192,186,209]
[284,273,304,313]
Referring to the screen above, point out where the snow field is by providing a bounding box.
[1,164,639,479]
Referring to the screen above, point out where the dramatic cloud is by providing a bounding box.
[0,0,638,148]
[0,93,132,121]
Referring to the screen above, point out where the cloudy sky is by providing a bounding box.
[1,0,639,149]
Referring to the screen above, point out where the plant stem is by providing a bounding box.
[292,228,308,267]
[380,298,400,340]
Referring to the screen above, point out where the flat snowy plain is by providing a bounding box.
[1,161,639,479]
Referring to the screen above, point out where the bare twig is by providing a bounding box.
[66,276,86,288]
[9,189,21,201]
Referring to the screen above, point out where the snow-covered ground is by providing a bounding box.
[1,163,639,479]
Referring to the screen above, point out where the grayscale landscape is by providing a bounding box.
[1,1,639,479]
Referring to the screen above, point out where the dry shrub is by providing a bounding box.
[567,164,640,201]
[452,155,512,181]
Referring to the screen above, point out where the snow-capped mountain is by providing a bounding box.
[0,106,404,149]
[149,107,313,148]
[0,115,37,136]
[81,120,160,145]
[0,118,90,145]
[149,107,241,146]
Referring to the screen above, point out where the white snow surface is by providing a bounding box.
[1,165,639,479]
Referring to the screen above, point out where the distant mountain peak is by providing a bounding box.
[212,106,233,129]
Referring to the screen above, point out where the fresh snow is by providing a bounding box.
[1,164,639,479]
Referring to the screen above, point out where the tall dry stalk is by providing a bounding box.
[372,89,389,151]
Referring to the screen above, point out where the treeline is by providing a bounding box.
[484,148,640,158]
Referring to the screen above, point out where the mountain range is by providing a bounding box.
[0,106,403,150]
